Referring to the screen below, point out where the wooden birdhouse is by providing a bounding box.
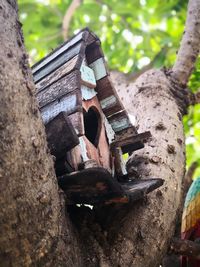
[32,28,163,205]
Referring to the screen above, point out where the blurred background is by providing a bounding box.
[18,0,200,177]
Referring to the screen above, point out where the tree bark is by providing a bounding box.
[0,0,200,267]
[109,69,185,267]
[0,1,82,266]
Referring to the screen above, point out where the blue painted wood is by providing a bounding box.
[32,31,84,73]
[89,58,107,81]
[33,42,82,83]
[40,92,81,125]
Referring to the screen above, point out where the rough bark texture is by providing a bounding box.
[108,69,185,267]
[172,0,200,85]
[0,1,82,266]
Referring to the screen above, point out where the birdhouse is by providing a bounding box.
[32,28,163,205]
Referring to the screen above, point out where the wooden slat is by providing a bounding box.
[80,65,96,88]
[86,41,104,64]
[89,58,107,81]
[37,71,80,108]
[111,131,151,154]
[96,76,122,116]
[40,90,82,125]
[36,55,79,92]
[68,111,84,136]
[86,31,100,45]
[108,110,132,133]
[32,30,85,73]
[45,112,79,159]
[33,42,82,83]
[58,167,164,205]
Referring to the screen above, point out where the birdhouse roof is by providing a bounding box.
[32,28,134,135]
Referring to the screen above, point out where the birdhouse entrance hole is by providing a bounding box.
[83,107,101,147]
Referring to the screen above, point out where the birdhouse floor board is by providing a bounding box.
[58,167,164,205]
[34,42,82,83]
[37,71,80,108]
[45,112,79,159]
[36,55,79,92]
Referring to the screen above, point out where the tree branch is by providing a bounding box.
[192,90,200,104]
[172,0,200,85]
[170,238,200,259]
[184,161,198,188]
[62,0,82,41]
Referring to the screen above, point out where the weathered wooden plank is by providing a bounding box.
[58,167,164,205]
[96,76,122,116]
[80,65,96,88]
[89,58,107,81]
[40,90,82,125]
[58,167,124,204]
[105,178,164,204]
[45,111,79,159]
[68,111,84,136]
[85,41,104,64]
[86,31,100,46]
[37,71,80,108]
[32,30,85,73]
[36,55,79,92]
[111,131,151,154]
[108,110,132,133]
[113,147,127,177]
[81,85,97,100]
[33,42,82,83]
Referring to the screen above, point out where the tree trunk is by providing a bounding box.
[0,1,82,266]
[0,0,199,267]
[108,69,185,266]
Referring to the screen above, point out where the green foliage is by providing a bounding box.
[18,0,200,177]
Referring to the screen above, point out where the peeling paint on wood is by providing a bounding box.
[80,64,96,88]
[103,115,115,144]
[37,71,80,108]
[89,58,107,81]
[81,85,97,100]
[41,93,81,124]
[36,55,79,92]
[100,95,117,110]
[110,115,131,133]
[79,137,89,161]
[34,42,82,83]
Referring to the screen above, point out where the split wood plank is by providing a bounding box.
[45,111,79,159]
[36,55,79,92]
[37,70,80,108]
